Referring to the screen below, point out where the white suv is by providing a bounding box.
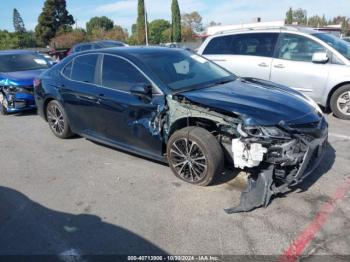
[198,27,350,120]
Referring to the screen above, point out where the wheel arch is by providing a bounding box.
[43,97,56,121]
[327,81,350,110]
[164,117,219,154]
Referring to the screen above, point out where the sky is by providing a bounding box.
[0,0,349,32]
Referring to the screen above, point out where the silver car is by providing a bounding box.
[198,27,350,120]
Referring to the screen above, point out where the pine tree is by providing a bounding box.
[171,0,181,42]
[285,7,293,25]
[35,0,74,46]
[136,0,146,44]
[13,8,26,33]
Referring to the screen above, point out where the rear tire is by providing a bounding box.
[46,100,73,139]
[330,84,350,120]
[167,127,224,186]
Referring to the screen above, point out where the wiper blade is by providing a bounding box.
[214,79,234,85]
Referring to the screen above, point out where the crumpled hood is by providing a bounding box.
[0,69,46,86]
[178,77,322,126]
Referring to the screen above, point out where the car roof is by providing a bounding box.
[74,40,124,47]
[211,26,319,37]
[73,46,184,58]
[0,50,38,55]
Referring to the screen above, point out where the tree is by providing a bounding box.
[182,12,203,33]
[50,29,86,49]
[341,18,350,36]
[208,21,221,27]
[181,25,194,42]
[308,15,328,27]
[104,26,129,41]
[136,0,146,44]
[285,7,293,25]
[13,8,28,48]
[131,24,137,35]
[149,19,171,44]
[171,0,181,42]
[35,0,74,46]
[89,26,128,41]
[0,30,19,50]
[86,16,114,36]
[293,8,307,25]
[13,8,26,33]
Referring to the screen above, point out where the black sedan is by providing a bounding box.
[34,47,328,212]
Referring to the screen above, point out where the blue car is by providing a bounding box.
[35,47,328,212]
[0,50,51,115]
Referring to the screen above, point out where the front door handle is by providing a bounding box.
[77,94,98,103]
[258,62,269,67]
[274,64,285,69]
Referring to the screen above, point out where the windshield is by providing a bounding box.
[0,53,49,72]
[313,33,350,60]
[138,50,235,92]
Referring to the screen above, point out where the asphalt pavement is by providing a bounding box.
[0,111,349,260]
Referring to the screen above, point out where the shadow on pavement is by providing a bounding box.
[295,142,336,193]
[0,186,166,258]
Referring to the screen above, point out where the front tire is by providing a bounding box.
[46,100,73,139]
[330,84,350,120]
[0,94,8,115]
[0,104,7,115]
[167,127,224,186]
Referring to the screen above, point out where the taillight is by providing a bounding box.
[33,79,41,88]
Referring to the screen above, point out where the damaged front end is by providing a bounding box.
[165,94,328,213]
[0,83,36,114]
[225,120,328,213]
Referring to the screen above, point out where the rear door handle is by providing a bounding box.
[258,62,269,67]
[274,64,285,69]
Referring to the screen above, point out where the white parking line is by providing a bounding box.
[329,133,350,140]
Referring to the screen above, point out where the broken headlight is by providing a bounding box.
[2,85,24,93]
[241,125,291,139]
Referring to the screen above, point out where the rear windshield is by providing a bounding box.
[102,42,124,48]
[0,53,49,72]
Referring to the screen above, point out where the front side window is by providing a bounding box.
[138,50,234,91]
[102,55,149,92]
[277,34,326,62]
[71,54,99,84]
[0,53,49,72]
[313,33,350,61]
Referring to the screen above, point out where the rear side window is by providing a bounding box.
[204,33,278,57]
[79,45,92,51]
[277,34,326,62]
[203,35,233,55]
[62,61,73,78]
[102,55,149,92]
[71,54,99,84]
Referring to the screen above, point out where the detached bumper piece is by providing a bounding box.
[225,133,328,214]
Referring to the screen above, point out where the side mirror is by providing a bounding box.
[130,83,152,99]
[312,52,329,63]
